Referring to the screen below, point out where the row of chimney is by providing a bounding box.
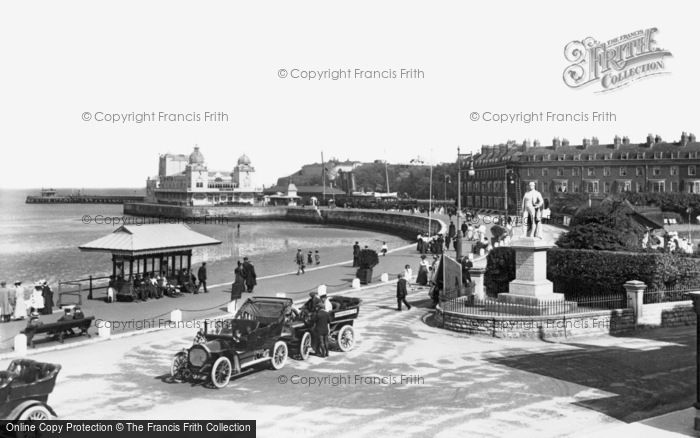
[480,132,697,155]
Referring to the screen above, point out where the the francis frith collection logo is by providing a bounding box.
[563,28,672,92]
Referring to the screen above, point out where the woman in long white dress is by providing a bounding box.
[12,282,26,320]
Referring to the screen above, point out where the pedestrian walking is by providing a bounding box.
[416,255,429,286]
[295,249,306,275]
[0,281,11,322]
[307,251,313,265]
[197,263,208,293]
[12,281,26,320]
[381,241,388,256]
[352,242,361,267]
[396,273,411,311]
[231,261,246,302]
[242,257,257,292]
[314,250,321,265]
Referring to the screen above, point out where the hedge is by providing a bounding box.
[483,247,700,297]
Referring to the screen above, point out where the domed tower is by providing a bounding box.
[189,146,205,166]
[232,153,255,189]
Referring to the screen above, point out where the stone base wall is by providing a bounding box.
[638,301,696,328]
[434,308,636,339]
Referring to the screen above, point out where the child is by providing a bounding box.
[403,264,413,283]
[307,251,313,265]
[314,250,321,265]
[381,241,388,256]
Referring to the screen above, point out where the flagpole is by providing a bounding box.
[321,151,326,202]
[428,148,433,236]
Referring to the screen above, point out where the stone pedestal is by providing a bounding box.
[493,238,567,314]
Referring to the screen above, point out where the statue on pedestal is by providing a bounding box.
[521,181,544,238]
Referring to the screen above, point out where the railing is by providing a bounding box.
[441,293,628,317]
[643,286,696,304]
[58,275,112,305]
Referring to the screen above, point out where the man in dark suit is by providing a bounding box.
[313,304,331,357]
[352,242,361,267]
[242,257,257,293]
[396,273,411,311]
[197,263,208,293]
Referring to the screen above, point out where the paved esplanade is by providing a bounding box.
[0,240,694,437]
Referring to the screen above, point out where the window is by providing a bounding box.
[574,154,581,161]
[603,167,611,176]
[652,167,661,176]
[671,181,678,192]
[571,181,579,193]
[690,166,697,176]
[588,154,595,160]
[196,182,203,188]
[636,152,645,159]
[636,167,643,176]
[527,168,532,176]
[654,152,663,159]
[554,180,568,193]
[604,182,610,193]
[584,180,599,193]
[544,154,552,161]
[689,181,700,194]
[651,180,665,193]
[541,168,549,176]
[558,155,565,161]
[636,182,642,192]
[621,152,629,160]
[619,167,628,176]
[618,180,632,192]
[671,166,678,176]
[572,168,581,176]
[587,167,595,176]
[557,168,564,176]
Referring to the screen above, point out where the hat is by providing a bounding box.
[309,291,318,296]
[318,285,327,296]
[420,255,427,259]
[14,281,21,286]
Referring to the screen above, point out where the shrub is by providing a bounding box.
[358,249,379,269]
[482,247,700,297]
[484,247,515,297]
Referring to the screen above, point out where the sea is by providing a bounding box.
[0,189,409,286]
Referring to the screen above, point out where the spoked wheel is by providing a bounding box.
[211,357,232,389]
[336,325,355,352]
[270,341,288,370]
[170,352,188,381]
[18,405,51,420]
[299,332,312,360]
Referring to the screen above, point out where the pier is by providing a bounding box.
[26,194,145,204]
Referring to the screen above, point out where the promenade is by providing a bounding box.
[1,267,694,437]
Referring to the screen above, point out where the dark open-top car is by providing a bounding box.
[171,295,361,388]
[0,359,61,420]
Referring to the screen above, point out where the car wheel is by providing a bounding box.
[270,341,288,370]
[171,352,187,381]
[337,325,355,352]
[18,405,51,420]
[299,332,312,360]
[211,357,232,389]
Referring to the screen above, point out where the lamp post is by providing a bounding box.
[444,175,451,201]
[456,148,475,260]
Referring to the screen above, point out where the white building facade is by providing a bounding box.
[146,146,263,206]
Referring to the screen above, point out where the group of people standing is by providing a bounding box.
[295,249,321,275]
[0,280,54,322]
[231,257,258,301]
[302,289,333,357]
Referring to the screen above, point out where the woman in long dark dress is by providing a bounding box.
[231,261,246,302]
[416,255,429,286]
[41,281,54,315]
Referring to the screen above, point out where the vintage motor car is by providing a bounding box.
[0,359,61,420]
[171,295,361,388]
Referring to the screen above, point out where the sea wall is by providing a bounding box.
[124,203,444,239]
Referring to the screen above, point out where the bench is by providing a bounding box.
[21,317,94,348]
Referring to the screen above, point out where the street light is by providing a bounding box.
[444,175,451,201]
[456,148,475,260]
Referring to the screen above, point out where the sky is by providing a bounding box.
[1,0,698,189]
